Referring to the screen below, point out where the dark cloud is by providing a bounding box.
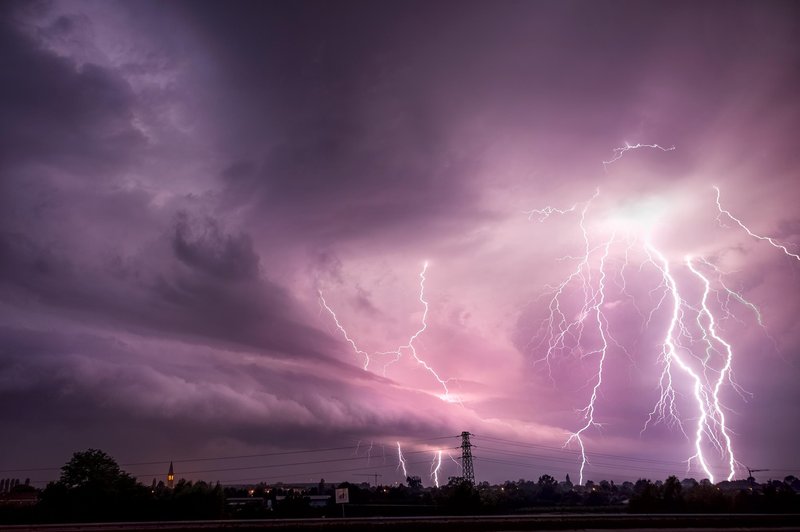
[0,227,339,363]
[172,212,260,281]
[0,16,145,172]
[0,324,458,482]
[184,0,800,245]
[0,11,343,368]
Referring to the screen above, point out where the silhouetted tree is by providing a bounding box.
[39,449,149,522]
[662,475,683,511]
[537,474,559,504]
[684,479,727,512]
[537,474,557,488]
[630,479,660,513]
[434,477,480,514]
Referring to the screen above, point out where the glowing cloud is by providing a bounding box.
[525,149,792,484]
[319,262,455,401]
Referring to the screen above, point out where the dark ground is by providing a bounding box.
[2,514,800,532]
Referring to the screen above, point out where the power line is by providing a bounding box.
[124,446,461,478]
[9,432,795,485]
[25,454,796,487]
[475,445,686,472]
[26,459,440,487]
[472,434,684,466]
[473,456,667,482]
[127,435,459,467]
[474,448,703,477]
[199,459,439,485]
[471,454,785,483]
[0,435,460,474]
[471,433,800,471]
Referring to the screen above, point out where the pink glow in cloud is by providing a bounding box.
[0,1,798,486]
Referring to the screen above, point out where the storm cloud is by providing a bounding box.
[1,0,798,485]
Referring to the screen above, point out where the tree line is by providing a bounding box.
[1,449,797,523]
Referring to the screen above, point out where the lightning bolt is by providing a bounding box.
[376,262,454,401]
[713,185,799,261]
[686,255,738,481]
[396,442,408,479]
[366,440,374,465]
[319,293,371,370]
[693,256,776,357]
[696,257,766,328]
[643,243,719,482]
[529,188,600,383]
[563,232,614,484]
[525,177,786,485]
[320,262,454,401]
[430,450,443,488]
[524,200,582,222]
[447,451,461,469]
[602,142,675,170]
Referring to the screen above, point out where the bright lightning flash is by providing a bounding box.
[714,186,800,261]
[397,442,408,479]
[318,292,371,370]
[430,450,443,488]
[528,182,784,485]
[319,263,455,401]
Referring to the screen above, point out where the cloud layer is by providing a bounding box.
[1,0,798,485]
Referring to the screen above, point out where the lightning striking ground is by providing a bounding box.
[526,176,787,484]
[686,255,738,480]
[396,442,408,479]
[562,233,614,483]
[430,450,443,488]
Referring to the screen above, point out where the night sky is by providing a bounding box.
[1,0,799,487]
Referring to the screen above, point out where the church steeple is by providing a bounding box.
[167,461,174,489]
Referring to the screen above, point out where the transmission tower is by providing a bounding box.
[746,467,769,486]
[461,431,475,484]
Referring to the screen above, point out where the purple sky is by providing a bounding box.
[1,0,799,487]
